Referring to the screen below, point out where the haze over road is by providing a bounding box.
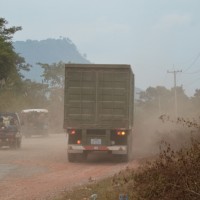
[0,133,139,200]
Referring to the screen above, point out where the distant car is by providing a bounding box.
[20,109,49,137]
[0,112,22,149]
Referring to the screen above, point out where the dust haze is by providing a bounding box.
[48,91,200,162]
[132,97,200,160]
[1,87,200,200]
[3,85,200,162]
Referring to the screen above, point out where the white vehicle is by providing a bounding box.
[21,109,49,137]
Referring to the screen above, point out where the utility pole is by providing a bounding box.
[167,69,182,119]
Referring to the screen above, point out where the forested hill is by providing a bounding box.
[13,38,90,81]
[13,38,142,98]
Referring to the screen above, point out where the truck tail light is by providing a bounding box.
[77,140,81,144]
[70,129,76,134]
[117,131,126,136]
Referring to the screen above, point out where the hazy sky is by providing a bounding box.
[1,0,200,96]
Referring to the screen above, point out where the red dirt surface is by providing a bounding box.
[0,134,140,200]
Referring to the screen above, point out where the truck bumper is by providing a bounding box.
[67,145,127,155]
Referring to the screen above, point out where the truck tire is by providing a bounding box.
[10,140,18,149]
[123,155,129,162]
[113,154,128,162]
[17,139,21,148]
[81,151,87,161]
[121,130,133,162]
[68,153,77,162]
[121,146,130,162]
[128,129,133,161]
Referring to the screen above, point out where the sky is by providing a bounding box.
[1,0,200,96]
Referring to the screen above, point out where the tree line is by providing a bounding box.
[136,86,200,120]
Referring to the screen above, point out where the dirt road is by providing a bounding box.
[0,133,140,200]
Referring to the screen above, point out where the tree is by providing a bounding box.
[190,89,200,116]
[170,86,190,117]
[38,61,65,88]
[0,18,32,111]
[22,80,49,107]
[0,18,30,88]
[137,86,172,115]
[137,85,191,119]
[37,61,65,131]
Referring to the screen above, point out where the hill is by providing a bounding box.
[13,38,143,97]
[13,38,90,81]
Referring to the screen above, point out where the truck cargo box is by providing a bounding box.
[64,64,134,130]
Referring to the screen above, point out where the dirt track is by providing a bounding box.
[0,133,140,200]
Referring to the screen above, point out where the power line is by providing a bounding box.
[184,53,200,72]
[182,69,200,74]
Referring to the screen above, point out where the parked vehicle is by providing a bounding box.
[21,109,49,137]
[64,64,134,162]
[0,112,22,149]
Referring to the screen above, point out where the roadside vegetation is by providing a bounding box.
[56,116,200,200]
[0,18,64,131]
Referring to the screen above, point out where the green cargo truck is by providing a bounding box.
[64,64,134,162]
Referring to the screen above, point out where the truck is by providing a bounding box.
[21,109,49,137]
[63,64,134,162]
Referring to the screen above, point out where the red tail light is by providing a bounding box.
[77,140,81,144]
[70,129,76,134]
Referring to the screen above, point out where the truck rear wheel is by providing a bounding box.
[117,131,132,162]
[68,153,88,162]
[68,153,77,162]
[17,139,21,148]
[10,139,18,149]
[10,138,21,149]
[113,154,128,162]
[81,151,87,161]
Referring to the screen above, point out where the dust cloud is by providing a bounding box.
[132,103,200,160]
